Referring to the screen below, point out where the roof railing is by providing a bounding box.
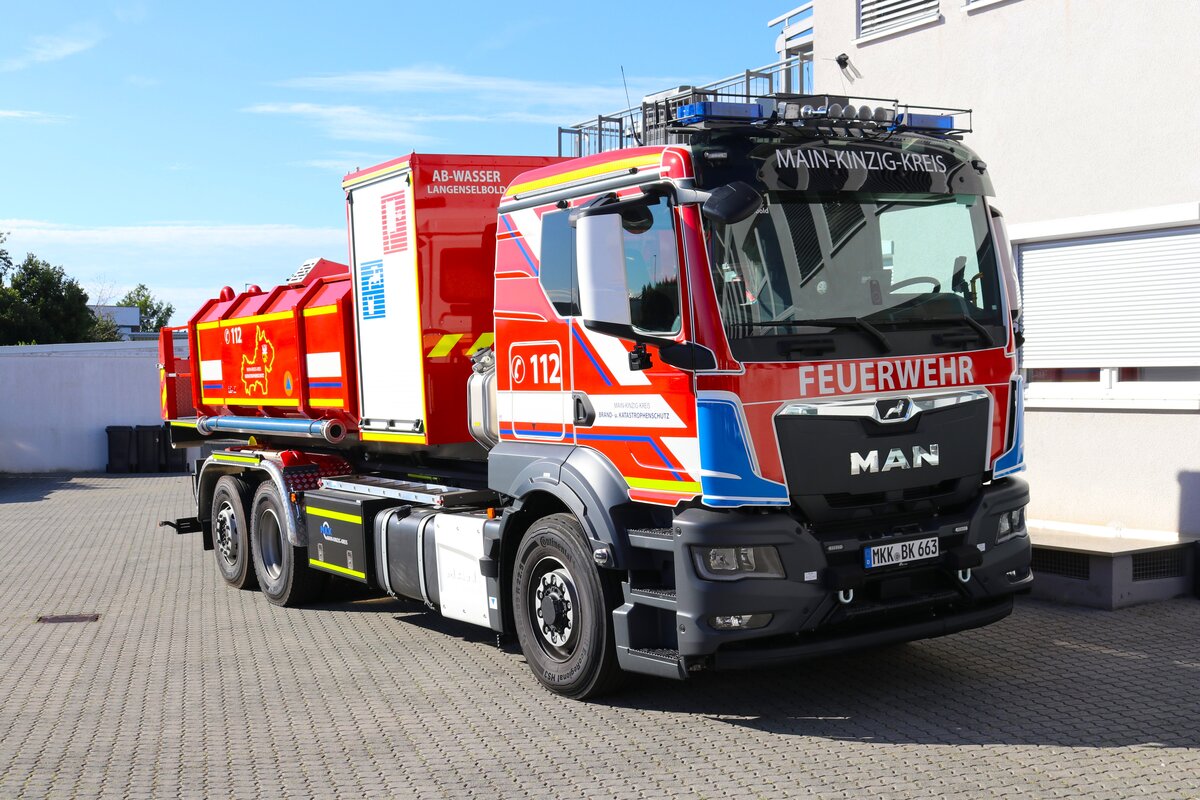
[557,55,812,157]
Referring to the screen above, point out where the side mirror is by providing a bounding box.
[701,181,763,225]
[577,212,631,328]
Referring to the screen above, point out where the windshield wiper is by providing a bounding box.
[883,314,996,347]
[733,317,892,353]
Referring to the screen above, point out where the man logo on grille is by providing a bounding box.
[876,398,909,422]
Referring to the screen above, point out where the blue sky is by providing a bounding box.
[1,1,789,323]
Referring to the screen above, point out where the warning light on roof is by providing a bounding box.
[669,95,967,135]
[895,112,954,130]
[674,102,765,125]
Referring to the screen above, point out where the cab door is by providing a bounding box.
[569,196,701,503]
[494,207,574,445]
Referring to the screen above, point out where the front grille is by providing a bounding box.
[824,479,962,509]
[1131,549,1188,582]
[1032,548,1090,580]
[775,394,990,525]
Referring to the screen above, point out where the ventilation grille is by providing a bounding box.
[1031,548,1090,580]
[1131,548,1188,582]
[860,0,940,38]
[286,258,320,284]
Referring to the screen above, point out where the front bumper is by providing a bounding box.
[619,477,1031,675]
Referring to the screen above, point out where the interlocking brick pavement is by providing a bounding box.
[1,474,1197,798]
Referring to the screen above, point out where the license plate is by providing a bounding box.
[864,536,939,569]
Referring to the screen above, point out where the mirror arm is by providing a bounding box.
[582,319,675,349]
[638,180,712,206]
[567,193,617,227]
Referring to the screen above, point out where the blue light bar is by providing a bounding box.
[675,101,764,126]
[895,112,954,130]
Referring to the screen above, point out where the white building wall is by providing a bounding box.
[0,342,163,473]
[1025,411,1200,536]
[811,0,1200,227]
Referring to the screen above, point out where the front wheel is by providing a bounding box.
[512,513,624,699]
[249,481,326,607]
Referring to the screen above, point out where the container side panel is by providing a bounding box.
[412,154,562,445]
[350,173,428,435]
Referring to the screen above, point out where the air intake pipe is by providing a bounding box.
[196,415,347,444]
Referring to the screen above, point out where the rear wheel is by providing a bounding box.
[512,513,624,699]
[249,481,326,607]
[210,475,256,590]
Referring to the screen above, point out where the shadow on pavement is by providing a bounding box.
[604,597,1200,750]
[316,577,1200,750]
[0,472,190,505]
[0,474,96,504]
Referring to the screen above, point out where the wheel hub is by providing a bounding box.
[534,569,574,648]
[214,504,237,562]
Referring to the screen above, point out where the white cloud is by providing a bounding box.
[1,27,104,72]
[0,109,67,123]
[292,150,391,172]
[2,220,348,325]
[252,65,696,145]
[278,64,681,123]
[0,219,342,249]
[245,102,442,144]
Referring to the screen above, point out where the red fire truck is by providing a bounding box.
[160,95,1031,698]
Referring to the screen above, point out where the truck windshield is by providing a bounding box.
[707,192,1005,361]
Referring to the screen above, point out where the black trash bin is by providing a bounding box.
[106,426,134,473]
[135,425,162,473]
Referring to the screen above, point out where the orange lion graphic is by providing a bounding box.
[240,327,276,396]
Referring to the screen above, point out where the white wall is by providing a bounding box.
[812,0,1200,226]
[0,342,163,472]
[1024,409,1200,536]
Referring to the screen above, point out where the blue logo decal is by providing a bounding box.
[320,521,333,540]
[359,259,386,319]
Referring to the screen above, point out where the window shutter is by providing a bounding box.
[1018,226,1200,368]
[859,0,940,37]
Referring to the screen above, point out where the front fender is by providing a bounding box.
[489,441,657,568]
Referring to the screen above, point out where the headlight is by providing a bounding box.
[709,613,773,630]
[692,546,785,581]
[996,506,1028,544]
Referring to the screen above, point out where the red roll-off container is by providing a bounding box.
[186,258,358,430]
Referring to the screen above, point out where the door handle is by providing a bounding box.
[572,392,596,427]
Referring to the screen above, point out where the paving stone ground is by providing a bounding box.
[1,474,1198,799]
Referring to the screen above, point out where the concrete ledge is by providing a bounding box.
[1029,528,1196,609]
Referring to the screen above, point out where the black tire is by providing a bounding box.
[210,475,257,590]
[249,481,326,607]
[512,513,625,699]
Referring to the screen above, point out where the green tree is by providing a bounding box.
[118,283,175,332]
[89,309,125,342]
[0,232,107,345]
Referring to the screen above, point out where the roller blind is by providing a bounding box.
[1018,226,1200,368]
[859,0,940,37]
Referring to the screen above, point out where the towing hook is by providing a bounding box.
[957,568,972,583]
[837,588,855,605]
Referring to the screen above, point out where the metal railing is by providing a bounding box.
[557,55,813,158]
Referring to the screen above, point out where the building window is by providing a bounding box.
[859,0,940,38]
[1018,225,1200,410]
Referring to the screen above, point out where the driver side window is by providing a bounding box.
[623,198,681,335]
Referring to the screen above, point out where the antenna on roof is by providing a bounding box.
[621,66,643,146]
